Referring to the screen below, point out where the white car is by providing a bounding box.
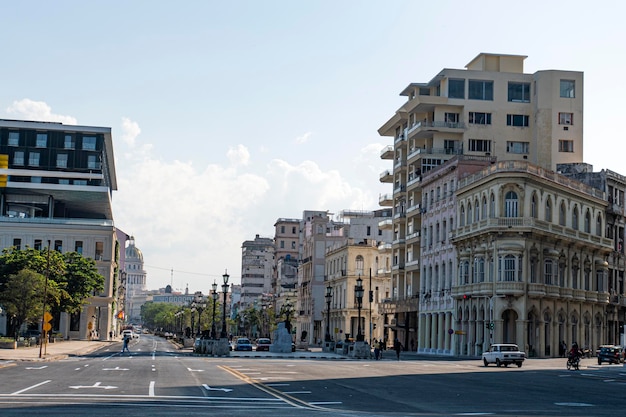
[122,329,139,339]
[482,343,525,367]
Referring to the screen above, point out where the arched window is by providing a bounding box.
[500,254,518,282]
[460,205,466,227]
[545,198,552,222]
[584,210,591,233]
[559,201,566,226]
[460,260,470,285]
[572,205,579,230]
[505,191,518,217]
[473,257,485,283]
[596,214,602,236]
[482,196,487,220]
[474,198,480,222]
[355,255,364,275]
[531,193,538,218]
[467,202,473,224]
[489,193,495,217]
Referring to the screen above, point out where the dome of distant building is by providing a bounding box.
[125,236,143,262]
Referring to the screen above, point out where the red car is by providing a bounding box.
[255,338,271,351]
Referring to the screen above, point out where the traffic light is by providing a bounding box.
[373,323,377,330]
[463,294,471,300]
[490,322,494,330]
[369,290,374,303]
[485,322,490,330]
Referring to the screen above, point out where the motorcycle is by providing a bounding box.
[566,354,580,370]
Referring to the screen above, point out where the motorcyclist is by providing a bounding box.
[567,343,583,362]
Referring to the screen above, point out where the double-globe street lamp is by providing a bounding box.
[196,298,206,337]
[211,281,218,339]
[355,276,364,342]
[220,270,230,339]
[325,284,332,342]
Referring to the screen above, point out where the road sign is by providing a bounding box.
[44,312,53,323]
[43,322,52,331]
[87,322,93,330]
[454,330,465,335]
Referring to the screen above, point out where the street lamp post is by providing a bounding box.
[325,285,332,342]
[220,270,230,339]
[190,302,197,338]
[196,300,206,337]
[211,281,218,339]
[355,276,364,342]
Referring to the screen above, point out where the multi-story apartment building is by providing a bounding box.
[240,234,274,308]
[273,218,300,298]
[557,163,626,346]
[452,160,612,358]
[418,156,495,354]
[324,236,392,346]
[297,209,392,346]
[378,53,585,353]
[0,119,118,340]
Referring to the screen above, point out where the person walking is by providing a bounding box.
[393,338,402,361]
[373,338,380,360]
[121,335,130,353]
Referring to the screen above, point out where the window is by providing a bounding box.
[95,242,104,260]
[507,114,529,127]
[572,206,579,230]
[559,112,573,125]
[448,79,465,99]
[367,226,371,236]
[280,240,285,249]
[444,140,459,154]
[64,135,75,149]
[508,82,531,102]
[75,241,83,254]
[559,201,566,226]
[596,214,602,236]
[445,112,459,124]
[584,210,591,233]
[36,133,47,148]
[56,153,68,168]
[8,132,19,146]
[291,241,296,249]
[34,239,43,251]
[560,79,575,98]
[54,240,63,252]
[13,151,24,165]
[505,191,518,217]
[82,136,96,150]
[28,152,40,167]
[292,226,296,234]
[468,139,491,152]
[280,225,285,233]
[502,255,517,282]
[490,194,495,218]
[545,198,552,222]
[474,257,485,282]
[468,112,492,125]
[559,140,574,152]
[544,259,554,285]
[468,80,493,100]
[356,255,364,275]
[13,238,21,250]
[531,193,538,218]
[506,141,529,154]
[87,155,99,169]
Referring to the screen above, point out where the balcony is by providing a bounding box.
[573,289,586,301]
[406,120,466,140]
[379,193,393,206]
[379,170,393,183]
[528,283,546,297]
[380,145,394,160]
[377,242,392,252]
[495,282,525,296]
[378,219,393,230]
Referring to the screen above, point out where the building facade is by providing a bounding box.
[240,234,275,308]
[378,53,586,354]
[124,236,148,324]
[0,119,118,340]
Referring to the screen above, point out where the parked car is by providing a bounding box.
[234,337,253,351]
[597,345,625,365]
[482,343,525,367]
[255,338,271,351]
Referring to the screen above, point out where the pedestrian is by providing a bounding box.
[121,335,130,353]
[394,338,402,361]
[378,340,385,359]
[109,331,113,340]
[373,338,380,360]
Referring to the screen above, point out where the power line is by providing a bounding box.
[144,264,239,280]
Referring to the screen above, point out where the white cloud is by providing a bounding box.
[227,144,250,166]
[120,117,141,146]
[295,131,312,144]
[6,99,78,124]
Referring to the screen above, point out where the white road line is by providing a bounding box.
[265,383,290,387]
[149,381,155,397]
[11,380,51,395]
[283,391,311,394]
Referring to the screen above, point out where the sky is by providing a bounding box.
[2,0,626,292]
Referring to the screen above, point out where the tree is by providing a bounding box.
[0,247,104,318]
[59,252,104,313]
[0,269,60,337]
[141,302,179,331]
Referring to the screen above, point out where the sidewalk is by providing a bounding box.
[0,340,111,367]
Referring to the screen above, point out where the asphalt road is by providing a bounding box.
[0,334,625,416]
